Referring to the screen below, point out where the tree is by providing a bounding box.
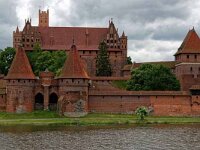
[127,64,180,91]
[27,44,67,76]
[0,47,15,75]
[135,106,148,121]
[96,41,112,76]
[126,56,132,64]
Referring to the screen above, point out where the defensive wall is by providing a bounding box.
[0,76,200,116]
[88,90,200,116]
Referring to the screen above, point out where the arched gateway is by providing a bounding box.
[49,93,58,111]
[34,93,44,110]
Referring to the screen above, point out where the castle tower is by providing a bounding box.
[58,43,89,116]
[120,31,127,50]
[174,28,200,91]
[39,9,49,27]
[120,31,128,59]
[13,26,22,49]
[5,45,36,113]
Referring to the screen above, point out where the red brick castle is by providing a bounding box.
[0,9,199,116]
[13,9,127,77]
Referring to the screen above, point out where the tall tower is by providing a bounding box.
[58,43,89,117]
[174,28,200,91]
[39,9,49,27]
[13,26,22,49]
[5,45,36,113]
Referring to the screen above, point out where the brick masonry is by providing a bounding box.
[1,9,200,116]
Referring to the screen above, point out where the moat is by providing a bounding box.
[0,124,200,150]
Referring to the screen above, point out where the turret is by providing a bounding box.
[58,42,89,116]
[5,45,36,113]
[174,27,200,91]
[39,9,49,27]
[13,26,22,49]
[120,31,127,50]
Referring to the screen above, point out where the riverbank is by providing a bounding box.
[0,111,200,126]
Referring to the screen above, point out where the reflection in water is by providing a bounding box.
[0,124,200,150]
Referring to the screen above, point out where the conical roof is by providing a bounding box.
[5,46,35,80]
[175,28,200,55]
[59,44,89,79]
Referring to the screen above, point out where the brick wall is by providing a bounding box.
[89,95,150,113]
[88,91,200,116]
[151,95,192,116]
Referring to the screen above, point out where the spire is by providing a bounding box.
[122,31,125,37]
[59,44,89,79]
[175,27,200,55]
[5,45,35,80]
[16,26,19,33]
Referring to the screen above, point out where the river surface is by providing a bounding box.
[0,124,200,150]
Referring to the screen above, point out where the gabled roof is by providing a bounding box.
[58,44,89,79]
[175,28,200,55]
[38,27,108,50]
[5,46,35,80]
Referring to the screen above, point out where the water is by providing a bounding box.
[0,124,200,150]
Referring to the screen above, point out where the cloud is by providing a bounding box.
[0,0,19,48]
[128,39,181,62]
[0,0,199,62]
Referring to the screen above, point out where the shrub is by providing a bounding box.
[135,106,148,121]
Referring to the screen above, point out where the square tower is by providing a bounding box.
[39,9,49,27]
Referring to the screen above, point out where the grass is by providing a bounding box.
[0,111,200,126]
[112,80,127,90]
[0,110,61,119]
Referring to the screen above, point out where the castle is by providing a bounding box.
[0,9,200,116]
[13,9,127,77]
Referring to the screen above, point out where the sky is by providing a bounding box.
[0,0,200,62]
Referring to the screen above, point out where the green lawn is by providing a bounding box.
[112,80,127,90]
[0,111,200,126]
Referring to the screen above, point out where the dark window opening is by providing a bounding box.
[49,93,58,111]
[191,90,200,95]
[35,93,44,110]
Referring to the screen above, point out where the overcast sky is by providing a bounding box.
[0,0,200,62]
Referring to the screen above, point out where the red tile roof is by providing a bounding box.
[5,46,35,80]
[59,44,89,79]
[38,27,108,50]
[175,28,200,55]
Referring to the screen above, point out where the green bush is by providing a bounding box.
[135,106,148,121]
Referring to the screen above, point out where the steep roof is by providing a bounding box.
[38,27,108,50]
[5,46,35,80]
[59,44,89,79]
[175,28,200,55]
